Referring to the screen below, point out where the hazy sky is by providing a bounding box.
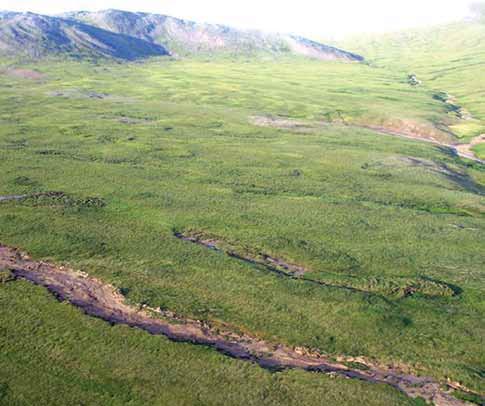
[0,0,474,38]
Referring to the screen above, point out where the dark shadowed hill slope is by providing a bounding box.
[62,9,363,61]
[0,12,169,60]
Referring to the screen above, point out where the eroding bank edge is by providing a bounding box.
[0,244,479,406]
[174,231,458,300]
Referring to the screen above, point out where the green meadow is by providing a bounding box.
[0,53,484,405]
[341,21,485,148]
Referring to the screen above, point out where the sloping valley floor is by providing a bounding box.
[0,57,484,406]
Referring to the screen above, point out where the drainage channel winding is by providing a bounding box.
[0,244,480,406]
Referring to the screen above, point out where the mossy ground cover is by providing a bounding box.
[0,55,484,404]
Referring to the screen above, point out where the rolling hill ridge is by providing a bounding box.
[338,19,485,148]
[0,10,363,61]
[0,11,169,60]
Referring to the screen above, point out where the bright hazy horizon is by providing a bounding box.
[0,0,475,38]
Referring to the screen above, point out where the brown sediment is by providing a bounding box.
[364,126,485,164]
[249,115,322,133]
[454,135,485,162]
[0,243,479,406]
[174,232,307,276]
[3,68,45,80]
[249,115,450,143]
[249,115,485,164]
[0,244,480,406]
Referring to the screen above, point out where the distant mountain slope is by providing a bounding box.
[62,9,364,61]
[0,12,168,60]
[339,21,485,140]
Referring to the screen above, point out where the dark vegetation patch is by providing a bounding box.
[361,198,477,217]
[48,90,109,99]
[0,268,14,284]
[343,361,371,371]
[433,92,472,120]
[33,149,140,166]
[451,389,485,406]
[35,149,64,156]
[9,192,107,211]
[354,276,457,299]
[402,200,475,216]
[103,157,140,165]
[362,156,485,195]
[12,176,40,188]
[3,139,28,150]
[466,366,485,380]
[0,383,9,402]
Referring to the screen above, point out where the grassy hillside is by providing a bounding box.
[0,56,484,405]
[339,21,485,155]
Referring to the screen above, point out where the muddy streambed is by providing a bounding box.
[250,115,485,164]
[0,244,479,406]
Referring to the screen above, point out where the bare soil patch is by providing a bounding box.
[455,135,485,161]
[0,243,478,406]
[249,116,322,133]
[4,68,45,80]
[250,116,485,163]
[250,115,448,142]
[175,231,309,277]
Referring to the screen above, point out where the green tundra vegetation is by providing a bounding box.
[0,21,484,406]
[340,20,485,148]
